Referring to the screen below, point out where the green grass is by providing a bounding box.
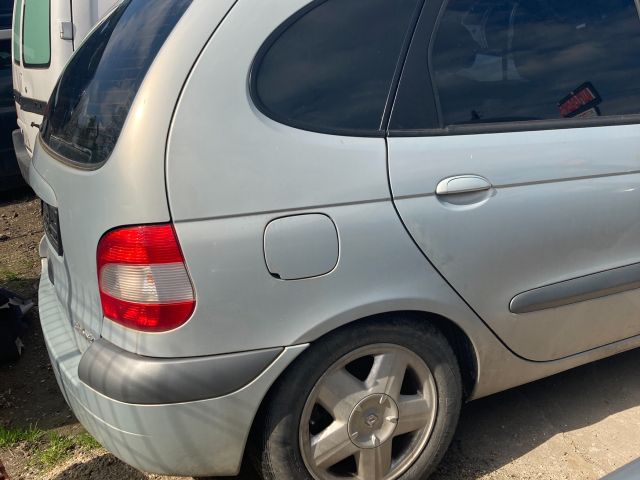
[0,269,20,282]
[33,433,77,467]
[73,432,102,450]
[0,426,102,469]
[0,425,44,448]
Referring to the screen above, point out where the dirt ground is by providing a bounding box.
[1,191,640,480]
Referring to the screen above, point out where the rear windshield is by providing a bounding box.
[41,0,192,166]
[22,0,50,67]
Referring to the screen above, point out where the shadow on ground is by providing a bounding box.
[433,347,640,479]
[0,186,34,207]
[49,453,149,480]
[0,302,78,431]
[48,453,253,480]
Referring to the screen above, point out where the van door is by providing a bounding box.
[388,0,640,361]
[16,0,73,155]
[71,0,120,50]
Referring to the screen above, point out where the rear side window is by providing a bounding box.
[12,0,21,65]
[22,0,50,67]
[41,0,192,166]
[393,0,640,130]
[252,0,421,135]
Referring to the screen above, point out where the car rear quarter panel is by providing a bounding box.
[164,0,487,360]
[161,0,640,402]
[29,0,239,354]
[161,0,498,397]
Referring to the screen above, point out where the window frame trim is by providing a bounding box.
[22,0,52,70]
[12,0,23,66]
[248,0,425,138]
[387,0,640,137]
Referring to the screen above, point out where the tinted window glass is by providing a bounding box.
[0,0,12,30]
[0,36,15,167]
[22,0,50,67]
[432,0,640,126]
[12,0,21,64]
[253,0,420,134]
[0,39,13,107]
[42,0,191,166]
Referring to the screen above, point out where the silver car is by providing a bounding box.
[30,0,640,479]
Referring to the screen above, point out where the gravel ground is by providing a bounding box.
[1,192,640,480]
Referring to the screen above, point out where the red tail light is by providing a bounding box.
[97,224,195,332]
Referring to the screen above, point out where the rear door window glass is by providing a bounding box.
[252,0,421,135]
[42,0,192,166]
[12,0,21,64]
[394,0,640,130]
[22,0,50,67]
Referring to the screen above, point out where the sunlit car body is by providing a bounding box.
[31,0,640,478]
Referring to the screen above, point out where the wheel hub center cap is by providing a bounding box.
[348,393,399,449]
[365,413,379,427]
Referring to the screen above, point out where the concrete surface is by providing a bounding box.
[432,347,640,479]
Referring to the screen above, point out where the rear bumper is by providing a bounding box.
[39,259,306,476]
[78,339,283,405]
[12,129,31,183]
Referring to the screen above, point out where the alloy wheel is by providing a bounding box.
[299,343,438,480]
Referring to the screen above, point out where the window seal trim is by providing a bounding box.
[39,134,106,171]
[388,114,640,137]
[428,0,450,129]
[12,0,22,66]
[22,0,51,69]
[379,0,427,130]
[386,0,444,133]
[248,0,419,138]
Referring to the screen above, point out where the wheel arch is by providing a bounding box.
[243,308,480,470]
[294,306,480,399]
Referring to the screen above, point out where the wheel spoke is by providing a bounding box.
[395,394,432,436]
[317,368,367,419]
[356,442,393,479]
[310,421,359,469]
[365,351,408,399]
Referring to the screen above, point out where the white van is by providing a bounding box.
[11,0,118,180]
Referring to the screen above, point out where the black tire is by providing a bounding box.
[254,316,463,480]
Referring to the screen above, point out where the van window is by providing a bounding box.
[22,0,50,67]
[252,0,421,135]
[41,0,192,166]
[393,0,640,130]
[0,38,12,106]
[0,0,12,29]
[12,0,21,65]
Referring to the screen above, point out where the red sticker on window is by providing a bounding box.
[558,82,601,118]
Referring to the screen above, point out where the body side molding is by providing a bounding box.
[510,262,640,314]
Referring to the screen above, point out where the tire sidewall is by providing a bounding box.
[259,319,463,480]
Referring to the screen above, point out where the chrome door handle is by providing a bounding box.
[436,175,492,196]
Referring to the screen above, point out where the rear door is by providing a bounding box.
[388,0,640,361]
[70,0,120,50]
[15,0,73,155]
[0,3,18,185]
